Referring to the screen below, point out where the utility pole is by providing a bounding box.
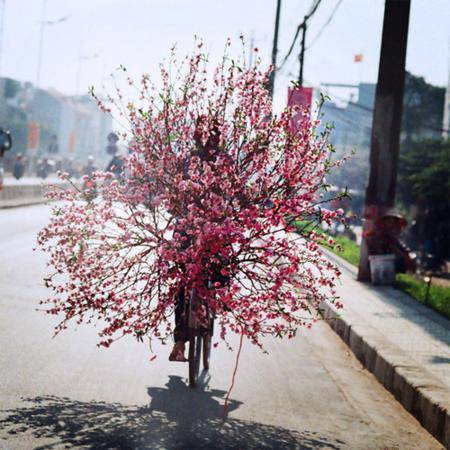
[36,0,69,89]
[75,40,83,95]
[75,43,100,95]
[298,20,306,86]
[268,0,282,99]
[0,0,6,76]
[357,0,411,281]
[297,0,322,85]
[248,33,255,68]
[443,42,450,140]
[36,0,48,88]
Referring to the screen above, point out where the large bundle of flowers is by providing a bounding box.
[38,42,343,354]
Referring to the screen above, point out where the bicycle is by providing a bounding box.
[186,286,215,388]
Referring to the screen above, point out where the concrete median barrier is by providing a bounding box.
[0,178,70,208]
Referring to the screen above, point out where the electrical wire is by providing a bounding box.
[306,0,344,50]
[277,0,323,71]
[281,75,450,134]
[306,0,324,20]
[322,91,450,133]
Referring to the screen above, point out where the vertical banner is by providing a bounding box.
[287,86,313,134]
[27,122,40,151]
[68,132,76,154]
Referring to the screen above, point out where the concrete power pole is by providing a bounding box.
[357,0,411,281]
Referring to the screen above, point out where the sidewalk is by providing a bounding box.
[322,249,450,448]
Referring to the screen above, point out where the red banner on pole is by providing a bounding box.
[287,86,313,134]
[27,122,40,150]
[68,133,76,154]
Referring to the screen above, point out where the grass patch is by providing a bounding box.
[294,222,450,319]
[294,221,360,267]
[328,235,361,267]
[395,273,450,319]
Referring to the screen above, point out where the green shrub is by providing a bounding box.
[395,273,450,319]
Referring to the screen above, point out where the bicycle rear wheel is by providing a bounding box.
[202,314,214,371]
[202,332,211,371]
[188,332,202,388]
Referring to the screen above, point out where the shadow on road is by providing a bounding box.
[0,373,345,449]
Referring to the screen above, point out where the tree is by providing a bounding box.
[0,78,30,157]
[4,78,21,99]
[397,139,450,259]
[401,72,445,143]
[397,73,447,260]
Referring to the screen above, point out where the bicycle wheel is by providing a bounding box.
[188,332,202,388]
[202,314,214,370]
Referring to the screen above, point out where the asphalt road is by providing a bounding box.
[0,203,442,449]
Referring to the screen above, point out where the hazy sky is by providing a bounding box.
[2,0,449,111]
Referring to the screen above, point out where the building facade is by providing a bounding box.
[0,77,113,167]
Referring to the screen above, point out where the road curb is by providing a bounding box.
[0,180,75,209]
[321,248,450,448]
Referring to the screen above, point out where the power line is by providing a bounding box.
[306,0,323,20]
[326,93,450,133]
[277,0,323,72]
[278,26,302,71]
[280,73,450,134]
[306,0,344,50]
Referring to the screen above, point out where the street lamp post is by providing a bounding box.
[36,0,47,88]
[32,0,69,174]
[0,0,6,76]
[35,0,70,88]
[75,41,100,96]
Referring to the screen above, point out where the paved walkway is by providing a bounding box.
[322,249,450,446]
[335,257,450,386]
